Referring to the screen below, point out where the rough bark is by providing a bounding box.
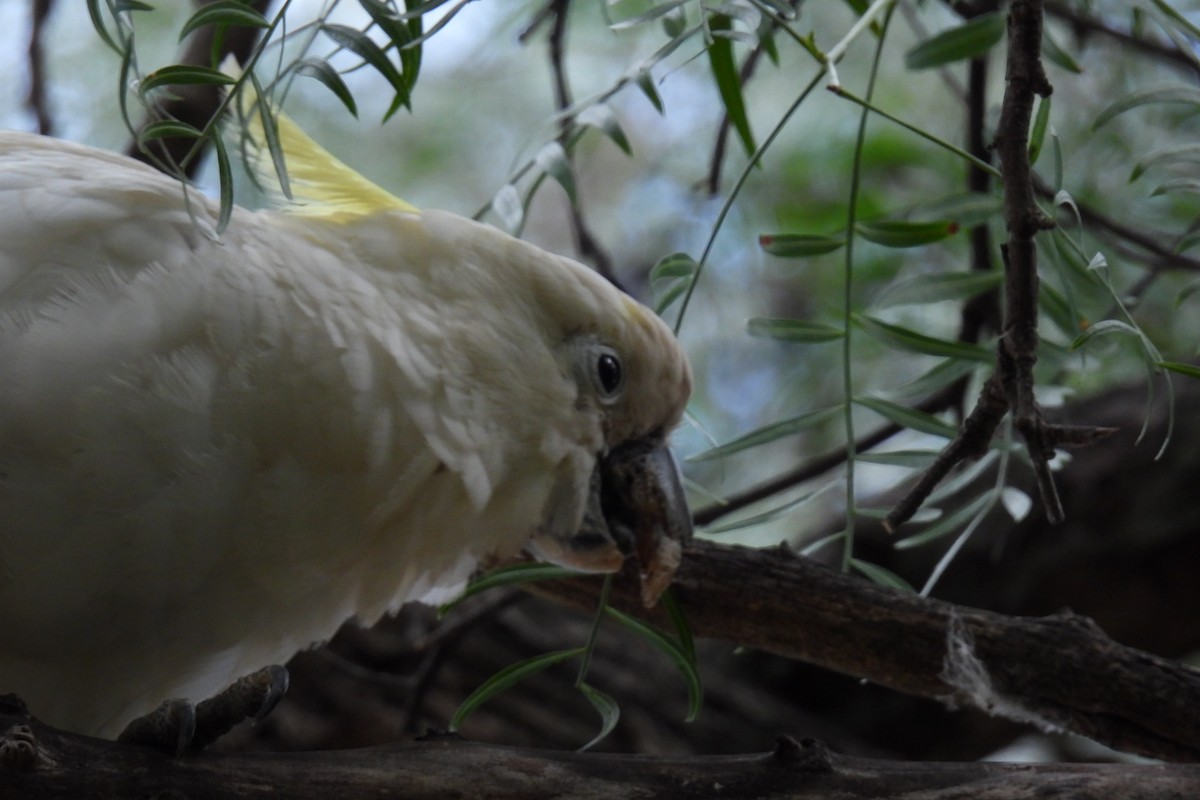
[4,718,1200,800]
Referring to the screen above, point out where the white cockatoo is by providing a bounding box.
[0,96,691,742]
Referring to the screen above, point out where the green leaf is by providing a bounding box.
[605,608,703,722]
[854,314,992,362]
[1094,83,1200,129]
[874,270,1002,308]
[1038,281,1082,337]
[759,233,845,257]
[905,12,1004,70]
[857,219,960,248]
[87,0,123,54]
[137,120,204,142]
[914,193,1003,228]
[296,57,358,117]
[894,493,991,549]
[1029,95,1051,165]
[703,490,819,534]
[450,648,585,732]
[636,70,665,114]
[321,23,410,120]
[747,318,845,343]
[1159,361,1200,380]
[707,14,756,159]
[608,0,690,30]
[890,357,981,401]
[360,0,422,93]
[855,449,941,468]
[249,71,291,201]
[653,277,691,315]
[138,65,236,94]
[650,252,698,281]
[689,406,843,462]
[1040,29,1082,74]
[854,396,959,438]
[1069,319,1141,351]
[535,142,577,203]
[576,683,621,752]
[1130,143,1200,181]
[577,104,633,155]
[439,562,582,615]
[179,1,268,41]
[849,558,915,592]
[213,132,234,235]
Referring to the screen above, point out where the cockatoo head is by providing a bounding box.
[229,72,694,605]
[522,259,693,604]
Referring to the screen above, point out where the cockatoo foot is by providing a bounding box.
[117,665,289,755]
[117,698,196,756]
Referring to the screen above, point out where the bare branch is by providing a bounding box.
[6,717,1200,799]
[534,539,1200,762]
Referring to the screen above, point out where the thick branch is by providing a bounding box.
[5,718,1200,799]
[534,540,1200,762]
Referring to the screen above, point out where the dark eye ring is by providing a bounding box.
[595,349,623,399]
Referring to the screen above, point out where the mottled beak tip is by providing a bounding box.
[599,438,692,607]
[530,438,691,607]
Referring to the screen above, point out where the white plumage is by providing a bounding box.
[0,128,691,738]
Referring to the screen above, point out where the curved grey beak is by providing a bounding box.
[534,438,691,607]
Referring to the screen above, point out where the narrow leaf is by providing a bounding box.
[894,493,991,549]
[1094,83,1200,129]
[759,233,845,257]
[1069,319,1140,351]
[605,608,703,722]
[179,1,268,41]
[577,104,633,154]
[296,57,359,117]
[855,449,941,468]
[857,219,960,248]
[689,406,843,462]
[849,558,915,592]
[213,131,234,234]
[874,271,1002,308]
[440,562,581,613]
[707,14,756,158]
[1040,29,1082,74]
[137,120,204,142]
[747,318,845,343]
[322,23,410,119]
[650,252,698,281]
[1029,95,1051,165]
[855,396,959,438]
[905,12,1004,70]
[855,314,992,362]
[1159,360,1200,380]
[535,142,577,203]
[576,683,621,752]
[704,490,819,534]
[450,648,584,731]
[636,70,665,114]
[139,65,236,94]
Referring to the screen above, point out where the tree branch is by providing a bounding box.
[534,540,1200,762]
[6,719,1200,799]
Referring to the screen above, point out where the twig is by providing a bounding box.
[885,1,1114,532]
[693,383,962,527]
[1044,0,1200,77]
[522,0,620,287]
[26,0,54,135]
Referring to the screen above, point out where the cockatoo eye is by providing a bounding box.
[594,347,624,400]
